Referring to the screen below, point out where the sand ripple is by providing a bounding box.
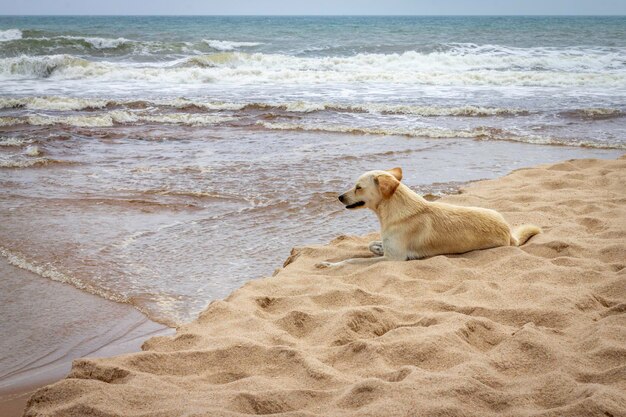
[24,156,626,417]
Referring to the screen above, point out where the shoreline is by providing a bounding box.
[16,155,626,416]
[0,259,173,417]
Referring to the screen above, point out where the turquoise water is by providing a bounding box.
[2,16,626,57]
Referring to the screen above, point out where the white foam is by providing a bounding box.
[140,113,235,126]
[0,29,22,42]
[0,54,92,78]
[3,48,623,88]
[0,156,52,168]
[203,39,263,51]
[0,137,31,147]
[26,113,122,127]
[257,120,479,138]
[0,95,527,116]
[58,35,132,49]
[2,111,235,128]
[0,117,22,126]
[257,121,626,149]
[0,246,126,302]
[24,145,41,156]
[247,101,526,116]
[162,98,246,111]
[578,108,622,117]
[0,96,110,111]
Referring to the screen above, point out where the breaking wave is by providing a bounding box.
[1,45,625,87]
[0,96,529,117]
[203,39,263,51]
[0,96,110,111]
[55,35,132,49]
[0,137,32,147]
[237,101,528,116]
[0,54,92,78]
[256,121,626,149]
[560,108,624,120]
[0,155,61,168]
[0,111,236,127]
[0,29,22,42]
[0,246,128,307]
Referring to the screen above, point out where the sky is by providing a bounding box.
[1,0,625,15]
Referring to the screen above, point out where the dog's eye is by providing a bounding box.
[355,185,362,191]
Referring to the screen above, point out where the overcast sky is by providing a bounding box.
[1,0,625,16]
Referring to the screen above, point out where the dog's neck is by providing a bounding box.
[373,183,428,230]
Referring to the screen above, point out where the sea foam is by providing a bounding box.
[257,121,626,150]
[0,28,22,42]
[0,111,236,128]
[57,36,132,49]
[203,39,263,51]
[1,47,624,88]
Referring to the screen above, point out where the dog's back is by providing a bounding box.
[408,200,513,257]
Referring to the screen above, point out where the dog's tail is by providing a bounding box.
[510,224,542,246]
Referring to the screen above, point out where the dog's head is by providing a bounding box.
[338,167,403,210]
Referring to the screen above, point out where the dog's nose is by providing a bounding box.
[338,194,346,203]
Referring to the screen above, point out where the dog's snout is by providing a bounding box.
[338,193,346,203]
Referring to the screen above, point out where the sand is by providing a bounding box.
[23,156,625,417]
[0,259,172,417]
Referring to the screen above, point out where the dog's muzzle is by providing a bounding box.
[339,193,364,209]
[345,201,365,209]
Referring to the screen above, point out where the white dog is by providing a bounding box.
[317,168,540,268]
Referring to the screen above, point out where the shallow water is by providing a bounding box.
[0,16,625,325]
[0,124,621,324]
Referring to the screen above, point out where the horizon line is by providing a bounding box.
[2,14,625,17]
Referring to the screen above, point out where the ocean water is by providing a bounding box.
[0,16,624,325]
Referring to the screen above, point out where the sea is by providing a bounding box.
[0,16,625,326]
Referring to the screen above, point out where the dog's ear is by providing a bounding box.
[387,167,402,181]
[375,174,400,198]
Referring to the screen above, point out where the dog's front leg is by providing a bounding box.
[316,256,389,269]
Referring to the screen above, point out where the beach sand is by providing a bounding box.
[0,260,172,417]
[23,156,625,417]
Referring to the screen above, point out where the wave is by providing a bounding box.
[0,54,92,78]
[1,48,625,87]
[179,53,241,68]
[0,95,532,117]
[0,29,22,42]
[0,36,200,58]
[0,137,32,147]
[139,113,236,126]
[143,188,248,202]
[0,117,21,126]
[203,39,263,51]
[257,120,481,138]
[24,145,41,156]
[0,55,217,83]
[0,96,110,111]
[148,98,529,117]
[238,101,528,116]
[256,121,626,150]
[0,156,60,168]
[55,35,132,49]
[560,108,623,120]
[0,245,127,303]
[0,111,236,128]
[0,30,130,48]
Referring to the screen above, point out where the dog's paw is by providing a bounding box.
[368,241,384,256]
[315,261,333,269]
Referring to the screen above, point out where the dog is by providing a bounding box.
[316,167,541,268]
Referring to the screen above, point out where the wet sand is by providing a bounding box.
[0,259,172,417]
[22,155,626,417]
